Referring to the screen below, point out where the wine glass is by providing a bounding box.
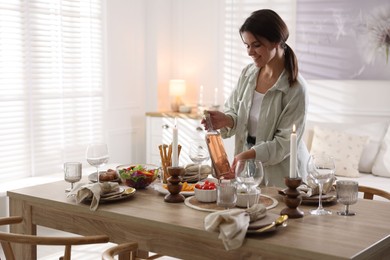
[307,154,336,215]
[64,162,82,192]
[189,141,210,182]
[86,143,109,183]
[234,159,264,208]
[336,180,358,216]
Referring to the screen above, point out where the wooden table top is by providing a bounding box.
[7,179,390,260]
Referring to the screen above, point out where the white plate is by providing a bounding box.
[247,212,288,233]
[153,182,194,197]
[101,187,125,198]
[88,171,120,183]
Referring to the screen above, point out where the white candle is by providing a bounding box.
[289,124,297,178]
[198,85,204,106]
[214,88,218,106]
[172,118,178,167]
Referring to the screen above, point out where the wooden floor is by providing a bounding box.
[0,226,180,260]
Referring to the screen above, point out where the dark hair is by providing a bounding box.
[239,9,298,86]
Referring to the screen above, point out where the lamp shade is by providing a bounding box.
[169,79,186,97]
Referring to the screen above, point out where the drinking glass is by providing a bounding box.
[336,180,358,216]
[86,143,109,183]
[64,162,82,192]
[217,180,237,209]
[307,154,336,215]
[189,141,210,182]
[234,159,264,208]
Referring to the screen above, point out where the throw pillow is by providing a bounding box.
[372,125,390,177]
[310,126,369,177]
[305,121,389,173]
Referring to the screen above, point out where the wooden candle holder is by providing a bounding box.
[280,177,304,218]
[164,166,185,203]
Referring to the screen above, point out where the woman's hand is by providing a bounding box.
[201,110,234,130]
[230,149,257,177]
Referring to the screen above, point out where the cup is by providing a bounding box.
[336,180,358,216]
[216,180,237,209]
[64,162,82,192]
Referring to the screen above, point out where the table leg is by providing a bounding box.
[9,198,37,260]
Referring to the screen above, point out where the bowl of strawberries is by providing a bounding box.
[194,180,217,202]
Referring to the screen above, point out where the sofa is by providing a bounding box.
[304,80,390,199]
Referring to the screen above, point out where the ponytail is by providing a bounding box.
[284,44,298,87]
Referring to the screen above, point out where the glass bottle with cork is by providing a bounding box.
[203,110,232,179]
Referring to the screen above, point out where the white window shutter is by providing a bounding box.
[0,0,103,180]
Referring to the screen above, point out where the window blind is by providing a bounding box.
[0,0,103,181]
[223,0,296,98]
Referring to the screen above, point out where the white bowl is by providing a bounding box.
[236,189,261,208]
[194,187,217,202]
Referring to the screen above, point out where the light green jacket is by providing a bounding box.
[221,64,309,188]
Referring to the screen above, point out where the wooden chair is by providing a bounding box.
[101,242,163,260]
[0,216,110,260]
[358,186,390,201]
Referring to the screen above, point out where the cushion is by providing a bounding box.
[310,126,369,177]
[372,125,390,177]
[305,121,389,173]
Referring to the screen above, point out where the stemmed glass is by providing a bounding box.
[86,143,109,183]
[336,180,358,216]
[307,154,336,215]
[189,141,210,182]
[64,162,82,192]
[234,159,264,208]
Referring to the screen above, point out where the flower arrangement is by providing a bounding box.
[358,5,390,64]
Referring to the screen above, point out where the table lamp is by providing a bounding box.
[169,79,186,112]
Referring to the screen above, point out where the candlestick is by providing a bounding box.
[172,118,178,167]
[289,124,297,178]
[280,177,304,218]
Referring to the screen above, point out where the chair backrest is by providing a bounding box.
[101,242,163,260]
[102,242,138,260]
[358,186,390,201]
[0,216,109,260]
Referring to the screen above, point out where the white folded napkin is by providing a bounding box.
[204,204,266,250]
[67,182,119,211]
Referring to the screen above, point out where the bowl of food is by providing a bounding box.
[117,164,159,189]
[194,180,217,202]
[236,188,261,208]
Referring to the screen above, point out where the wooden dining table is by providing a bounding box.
[7,179,390,260]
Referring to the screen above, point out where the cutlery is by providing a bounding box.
[254,215,288,233]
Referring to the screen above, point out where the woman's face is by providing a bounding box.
[241,31,278,68]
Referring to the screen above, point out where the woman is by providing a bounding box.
[203,9,309,187]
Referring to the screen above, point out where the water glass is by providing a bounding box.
[64,162,82,192]
[337,180,358,216]
[216,180,237,209]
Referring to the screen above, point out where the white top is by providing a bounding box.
[248,90,264,137]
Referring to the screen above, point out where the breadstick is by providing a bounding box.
[168,144,172,166]
[162,144,168,165]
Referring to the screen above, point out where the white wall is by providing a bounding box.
[103,0,390,166]
[104,0,224,164]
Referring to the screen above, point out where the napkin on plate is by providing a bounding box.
[299,176,336,197]
[68,182,120,211]
[204,204,266,250]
